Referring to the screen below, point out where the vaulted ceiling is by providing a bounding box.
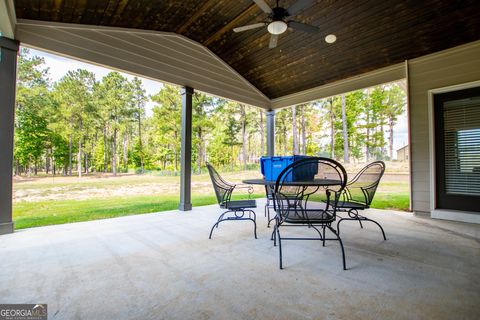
[13,0,480,99]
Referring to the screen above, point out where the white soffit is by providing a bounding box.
[15,19,271,109]
[0,0,16,38]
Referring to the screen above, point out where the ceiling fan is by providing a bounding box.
[233,0,322,49]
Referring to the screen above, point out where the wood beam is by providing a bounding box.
[203,3,257,47]
[176,0,214,35]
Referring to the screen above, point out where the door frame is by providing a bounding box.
[428,80,480,223]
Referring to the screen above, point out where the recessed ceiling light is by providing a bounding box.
[325,34,337,44]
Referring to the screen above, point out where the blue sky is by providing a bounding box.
[26,47,408,157]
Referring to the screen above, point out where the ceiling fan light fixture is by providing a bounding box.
[268,21,288,35]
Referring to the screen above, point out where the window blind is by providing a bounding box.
[443,97,480,196]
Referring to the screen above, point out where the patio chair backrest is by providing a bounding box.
[345,161,385,206]
[273,157,347,221]
[206,163,235,207]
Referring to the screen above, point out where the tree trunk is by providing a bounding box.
[84,152,88,174]
[197,128,202,174]
[292,106,298,154]
[301,105,306,154]
[231,145,234,171]
[112,127,117,176]
[103,125,108,173]
[45,151,50,175]
[341,94,350,163]
[330,99,335,159]
[366,111,370,162]
[241,105,247,171]
[78,121,83,178]
[389,119,394,160]
[123,134,128,172]
[138,111,144,173]
[68,131,73,176]
[259,111,265,156]
[174,130,178,173]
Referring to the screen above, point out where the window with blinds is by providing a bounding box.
[443,97,480,196]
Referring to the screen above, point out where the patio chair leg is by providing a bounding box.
[209,221,220,239]
[243,210,257,239]
[272,225,277,245]
[322,225,326,247]
[267,207,271,227]
[216,211,229,227]
[336,218,344,236]
[367,218,387,240]
[337,217,386,240]
[328,225,346,270]
[277,226,283,269]
[310,225,323,240]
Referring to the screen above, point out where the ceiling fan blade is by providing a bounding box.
[253,0,272,14]
[269,34,279,49]
[288,21,319,33]
[233,22,266,33]
[287,0,314,16]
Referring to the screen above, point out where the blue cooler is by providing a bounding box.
[260,156,317,182]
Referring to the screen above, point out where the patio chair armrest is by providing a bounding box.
[234,184,254,196]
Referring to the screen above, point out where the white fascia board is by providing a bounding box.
[271,63,406,109]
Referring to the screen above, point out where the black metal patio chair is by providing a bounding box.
[264,184,276,227]
[334,161,387,240]
[206,163,257,239]
[272,157,348,270]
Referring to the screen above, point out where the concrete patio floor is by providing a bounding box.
[0,200,479,320]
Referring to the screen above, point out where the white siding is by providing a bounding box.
[408,41,480,214]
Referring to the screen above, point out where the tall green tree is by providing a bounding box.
[54,69,96,177]
[95,72,132,175]
[193,92,213,173]
[151,85,182,172]
[129,77,148,172]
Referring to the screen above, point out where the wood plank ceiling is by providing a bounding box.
[13,0,480,99]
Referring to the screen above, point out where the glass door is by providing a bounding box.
[434,86,480,212]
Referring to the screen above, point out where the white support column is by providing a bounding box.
[0,36,19,235]
[266,110,275,156]
[178,86,193,211]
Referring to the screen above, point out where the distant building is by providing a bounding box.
[397,145,409,161]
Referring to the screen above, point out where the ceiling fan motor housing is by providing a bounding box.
[270,7,289,21]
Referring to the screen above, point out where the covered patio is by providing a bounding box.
[1,0,480,318]
[1,200,479,319]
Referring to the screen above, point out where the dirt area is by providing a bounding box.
[13,161,409,203]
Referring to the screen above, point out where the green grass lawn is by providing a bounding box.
[13,173,409,230]
[13,193,265,230]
